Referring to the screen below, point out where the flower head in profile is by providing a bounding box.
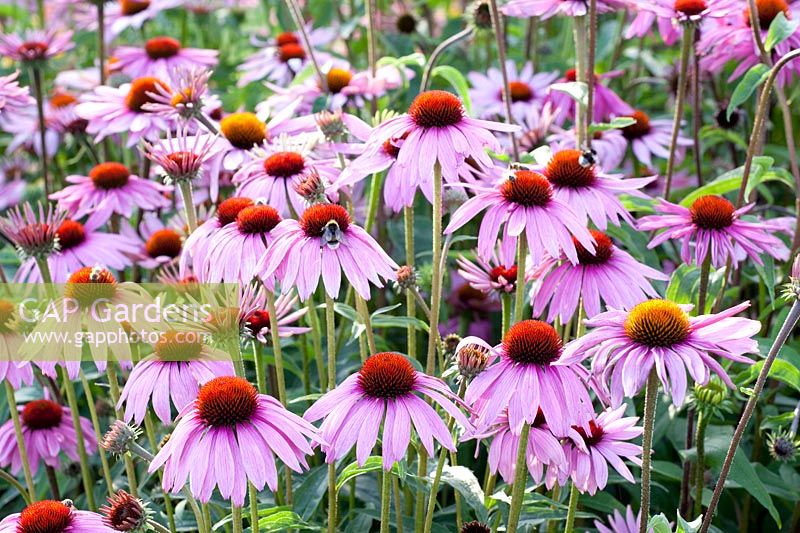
[144,129,222,186]
[150,376,321,506]
[456,237,520,295]
[0,71,34,123]
[561,299,760,406]
[626,0,738,45]
[445,168,596,264]
[0,202,65,261]
[0,29,74,63]
[113,36,218,79]
[142,67,216,122]
[502,0,622,19]
[258,203,398,300]
[465,320,594,437]
[638,195,790,268]
[0,499,116,532]
[304,352,472,469]
[550,406,642,495]
[531,230,667,322]
[100,490,150,532]
[0,398,96,475]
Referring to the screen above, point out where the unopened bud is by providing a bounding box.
[294,169,329,205]
[394,265,418,290]
[101,420,141,455]
[316,110,346,141]
[455,336,491,381]
[767,430,799,462]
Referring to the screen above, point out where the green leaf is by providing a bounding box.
[293,465,330,520]
[436,465,488,522]
[549,81,588,106]
[431,65,473,115]
[588,116,636,133]
[727,64,770,120]
[648,513,672,533]
[748,359,800,393]
[666,264,700,304]
[765,11,800,51]
[257,507,320,532]
[676,513,703,533]
[336,457,400,492]
[679,156,774,207]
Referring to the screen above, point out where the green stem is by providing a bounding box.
[178,181,198,234]
[501,293,512,335]
[30,65,49,198]
[693,410,708,517]
[573,16,588,148]
[564,483,580,533]
[355,295,376,357]
[404,206,417,362]
[420,28,474,91]
[513,234,527,323]
[327,463,338,533]
[487,0,519,159]
[306,296,326,392]
[364,172,384,233]
[506,423,531,533]
[35,257,52,284]
[107,364,138,497]
[0,468,31,504]
[143,413,176,531]
[414,450,428,532]
[249,484,260,533]
[253,343,267,394]
[393,475,404,533]
[546,483,561,533]
[231,504,243,533]
[380,469,392,533]
[78,370,114,496]
[663,24,695,200]
[639,369,659,533]
[3,382,35,502]
[697,254,712,315]
[265,291,292,503]
[325,294,336,389]
[61,370,97,510]
[426,161,443,375]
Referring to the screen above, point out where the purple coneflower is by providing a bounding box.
[549,405,643,495]
[0,500,116,533]
[560,299,760,406]
[363,90,518,205]
[468,61,558,121]
[0,398,95,475]
[113,36,218,79]
[502,0,622,19]
[0,28,74,62]
[149,376,320,506]
[0,71,34,123]
[100,491,150,532]
[0,202,65,262]
[142,67,218,123]
[445,168,596,265]
[241,289,310,343]
[532,230,667,322]
[118,330,235,424]
[50,161,171,223]
[100,0,184,42]
[595,505,645,533]
[549,127,628,171]
[620,109,691,168]
[456,237,520,295]
[123,212,184,270]
[258,203,398,300]
[626,0,737,45]
[639,195,790,268]
[76,77,175,146]
[464,320,593,436]
[304,351,471,468]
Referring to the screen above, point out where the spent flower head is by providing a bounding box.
[767,429,799,462]
[0,202,66,260]
[100,490,151,532]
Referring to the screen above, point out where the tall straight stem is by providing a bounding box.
[325,294,337,533]
[283,0,327,92]
[506,423,531,533]
[265,291,292,502]
[78,371,114,496]
[693,410,708,517]
[573,16,589,148]
[564,483,580,533]
[107,364,139,497]
[425,161,443,375]
[61,370,97,510]
[697,254,711,315]
[178,181,198,234]
[3,382,35,502]
[513,235,527,323]
[327,463,338,533]
[404,206,417,361]
[701,300,800,532]
[639,369,659,533]
[231,504,243,533]
[30,66,49,198]
[585,0,598,148]
[663,24,695,200]
[487,0,519,159]
[97,2,106,85]
[380,470,392,533]
[306,296,326,391]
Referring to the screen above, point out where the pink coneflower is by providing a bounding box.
[537,149,654,230]
[100,0,184,41]
[517,101,560,153]
[0,500,116,533]
[595,505,645,533]
[620,109,691,168]
[550,69,633,124]
[123,212,184,270]
[179,196,252,279]
[76,77,175,147]
[0,398,95,475]
[258,203,398,300]
[0,28,74,62]
[445,168,596,265]
[560,299,760,406]
[144,129,223,200]
[0,202,65,261]
[118,330,235,424]
[456,237,520,295]
[0,71,34,123]
[549,405,643,495]
[113,36,218,79]
[447,270,502,314]
[100,491,149,532]
[549,127,628,171]
[363,90,519,204]
[304,351,471,468]
[532,230,667,322]
[0,360,34,389]
[700,0,800,87]
[149,376,320,506]
[14,217,140,282]
[142,67,217,122]
[467,409,566,485]
[626,0,738,45]
[233,137,341,216]
[203,203,282,283]
[468,61,558,121]
[502,0,622,18]
[50,162,170,223]
[638,195,790,268]
[237,26,335,86]
[241,289,310,343]
[464,320,593,436]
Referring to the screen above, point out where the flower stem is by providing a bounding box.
[195,112,219,135]
[501,293,511,334]
[404,206,417,361]
[78,370,114,496]
[364,172,384,233]
[97,1,106,85]
[700,300,800,532]
[325,294,336,389]
[426,161,443,375]
[306,295,327,392]
[420,28,474,91]
[249,483,260,533]
[573,15,588,148]
[380,469,392,533]
[487,0,519,159]
[30,65,49,198]
[506,423,531,533]
[693,409,708,517]
[414,451,428,532]
[355,295,376,357]
[513,234,527,323]
[231,503,243,533]
[639,369,659,533]
[564,482,580,533]
[0,468,31,504]
[253,342,266,394]
[106,364,139,497]
[178,180,198,234]
[283,0,327,92]
[585,0,598,148]
[61,369,97,510]
[2,382,35,502]
[327,463,338,533]
[35,256,52,285]
[697,254,712,315]
[663,24,695,200]
[143,413,176,531]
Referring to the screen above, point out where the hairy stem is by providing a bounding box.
[564,482,580,533]
[506,423,531,533]
[663,24,694,200]
[3,382,35,502]
[487,0,519,159]
[420,28,474,91]
[639,369,659,533]
[426,161,443,375]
